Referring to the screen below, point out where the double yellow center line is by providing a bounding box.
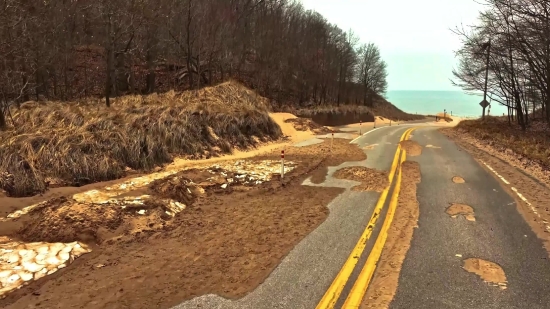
[316,127,416,309]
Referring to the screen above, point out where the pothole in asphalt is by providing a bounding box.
[446,203,476,221]
[463,258,508,290]
[452,176,465,183]
[426,144,441,149]
[399,140,422,156]
[333,166,389,192]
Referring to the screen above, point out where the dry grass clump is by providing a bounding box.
[455,117,550,169]
[0,81,282,197]
[372,100,425,121]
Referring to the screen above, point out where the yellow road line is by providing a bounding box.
[315,128,413,309]
[341,128,415,308]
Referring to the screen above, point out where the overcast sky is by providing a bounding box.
[300,0,485,91]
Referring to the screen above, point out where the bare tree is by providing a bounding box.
[0,0,394,119]
[358,43,388,106]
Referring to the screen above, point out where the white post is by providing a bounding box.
[359,120,362,135]
[281,150,285,179]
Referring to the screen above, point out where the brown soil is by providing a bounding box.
[446,203,476,222]
[463,258,507,289]
[452,176,465,183]
[308,139,367,184]
[399,140,422,156]
[0,139,356,309]
[361,161,421,309]
[442,128,550,255]
[333,167,389,192]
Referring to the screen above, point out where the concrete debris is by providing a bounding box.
[0,239,91,299]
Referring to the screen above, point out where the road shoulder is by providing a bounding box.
[441,127,550,256]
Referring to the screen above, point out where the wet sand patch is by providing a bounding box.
[463,258,508,289]
[399,140,422,156]
[333,166,389,192]
[446,203,476,221]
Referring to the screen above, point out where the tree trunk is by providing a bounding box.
[105,12,113,107]
[84,64,89,97]
[0,104,6,130]
[64,54,69,100]
[145,47,155,94]
[129,53,136,94]
[186,0,194,89]
[515,91,525,131]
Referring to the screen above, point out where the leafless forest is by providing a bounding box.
[0,0,391,129]
[453,0,550,130]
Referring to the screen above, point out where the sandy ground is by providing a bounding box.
[0,137,370,309]
[360,161,421,309]
[268,113,317,142]
[0,112,414,308]
[337,117,398,131]
[441,128,550,256]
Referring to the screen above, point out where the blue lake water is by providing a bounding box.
[386,90,507,117]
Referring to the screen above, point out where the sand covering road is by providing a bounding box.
[333,167,389,192]
[0,111,307,302]
[0,138,365,309]
[446,203,476,222]
[361,161,421,309]
[452,176,465,183]
[0,158,299,299]
[463,258,507,290]
[399,140,422,157]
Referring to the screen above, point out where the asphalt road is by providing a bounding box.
[173,123,550,309]
[391,127,550,309]
[172,125,414,309]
